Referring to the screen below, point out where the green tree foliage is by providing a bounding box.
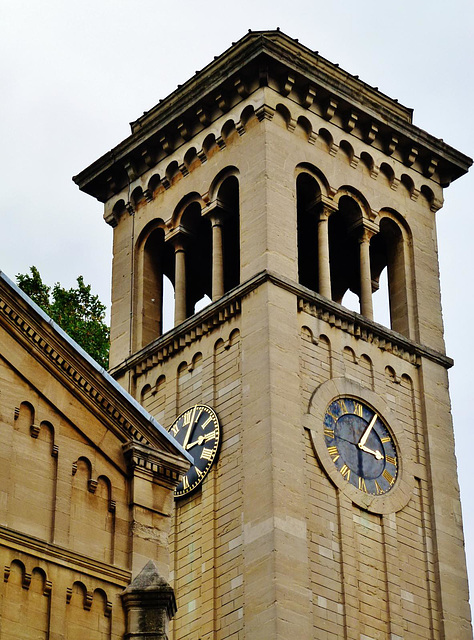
[16,266,110,369]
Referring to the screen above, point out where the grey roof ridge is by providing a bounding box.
[0,270,193,465]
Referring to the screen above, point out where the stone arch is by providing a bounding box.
[147,173,163,195]
[274,103,292,129]
[360,151,375,175]
[221,119,240,144]
[131,186,144,207]
[371,209,414,337]
[203,133,220,159]
[295,163,331,197]
[339,139,355,164]
[296,171,321,292]
[400,173,415,197]
[133,218,173,350]
[240,104,257,129]
[183,147,201,172]
[380,162,395,187]
[165,160,180,185]
[420,184,435,207]
[296,115,313,142]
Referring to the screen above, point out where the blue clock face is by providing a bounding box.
[324,397,398,495]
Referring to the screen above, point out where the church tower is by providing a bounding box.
[75,30,472,639]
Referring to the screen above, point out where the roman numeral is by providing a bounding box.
[381,436,391,443]
[171,424,179,436]
[324,427,335,438]
[375,480,384,495]
[200,447,213,461]
[340,465,350,481]
[338,399,348,414]
[182,475,190,490]
[386,456,397,466]
[358,477,367,493]
[353,402,364,418]
[382,469,395,485]
[201,416,213,430]
[327,446,340,462]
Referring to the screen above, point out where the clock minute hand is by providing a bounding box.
[358,414,378,449]
[359,443,384,460]
[182,405,198,450]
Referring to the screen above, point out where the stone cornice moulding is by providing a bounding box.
[0,272,192,465]
[0,525,131,587]
[73,31,471,203]
[122,440,190,489]
[110,271,452,381]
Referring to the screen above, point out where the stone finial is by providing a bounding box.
[121,560,176,640]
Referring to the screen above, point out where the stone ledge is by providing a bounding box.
[0,525,131,586]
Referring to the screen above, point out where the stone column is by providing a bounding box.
[358,226,374,320]
[121,560,177,640]
[211,215,224,301]
[317,203,333,299]
[167,228,190,327]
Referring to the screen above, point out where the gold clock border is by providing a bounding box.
[304,377,416,514]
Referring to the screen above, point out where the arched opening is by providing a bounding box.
[370,216,410,335]
[296,172,320,292]
[180,201,212,316]
[217,175,240,294]
[329,195,362,305]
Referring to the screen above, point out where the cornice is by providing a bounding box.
[0,525,131,587]
[73,30,471,204]
[0,272,192,463]
[110,271,452,381]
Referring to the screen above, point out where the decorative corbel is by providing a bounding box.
[308,130,318,145]
[43,580,52,597]
[255,104,275,121]
[406,147,418,167]
[287,117,297,133]
[72,462,77,476]
[178,163,189,177]
[196,149,207,164]
[177,121,191,141]
[350,156,360,169]
[216,93,230,112]
[329,143,339,157]
[302,85,317,108]
[23,572,32,590]
[161,177,171,190]
[197,107,211,126]
[84,591,93,611]
[143,188,153,203]
[87,478,98,494]
[104,211,119,228]
[125,202,135,216]
[385,135,398,155]
[410,189,420,202]
[425,156,439,177]
[431,197,443,213]
[236,121,245,136]
[324,98,338,121]
[234,77,248,98]
[159,135,171,155]
[281,73,295,97]
[370,165,380,180]
[365,122,378,144]
[30,423,40,438]
[344,111,358,132]
[216,136,226,150]
[14,406,19,420]
[390,177,400,192]
[141,148,155,168]
[124,161,138,182]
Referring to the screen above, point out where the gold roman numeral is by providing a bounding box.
[353,402,364,417]
[200,447,213,461]
[375,480,384,495]
[381,436,391,443]
[324,427,335,438]
[182,475,190,490]
[382,469,395,485]
[338,399,348,414]
[327,446,340,462]
[195,467,204,478]
[340,465,350,481]
[182,410,193,426]
[171,424,179,436]
[386,456,397,466]
[201,416,213,430]
[327,408,338,421]
[358,477,368,493]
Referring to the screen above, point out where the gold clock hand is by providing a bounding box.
[359,443,384,460]
[186,431,215,450]
[358,414,378,449]
[182,405,198,450]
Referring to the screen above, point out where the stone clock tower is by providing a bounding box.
[75,31,472,640]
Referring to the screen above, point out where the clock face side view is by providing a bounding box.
[168,404,221,499]
[324,396,398,496]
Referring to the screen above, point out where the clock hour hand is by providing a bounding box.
[358,443,384,460]
[186,432,215,450]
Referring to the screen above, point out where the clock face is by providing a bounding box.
[324,397,398,495]
[168,404,221,499]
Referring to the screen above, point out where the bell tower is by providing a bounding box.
[75,30,472,640]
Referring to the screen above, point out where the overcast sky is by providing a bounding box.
[1,0,473,604]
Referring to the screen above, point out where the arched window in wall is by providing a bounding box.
[328,195,362,304]
[217,175,240,294]
[370,216,410,335]
[297,173,320,291]
[135,225,174,350]
[180,201,212,316]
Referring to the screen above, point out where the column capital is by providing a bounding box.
[349,218,378,242]
[202,198,231,225]
[304,195,337,219]
[166,225,191,250]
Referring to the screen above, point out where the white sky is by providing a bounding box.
[1,0,473,607]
